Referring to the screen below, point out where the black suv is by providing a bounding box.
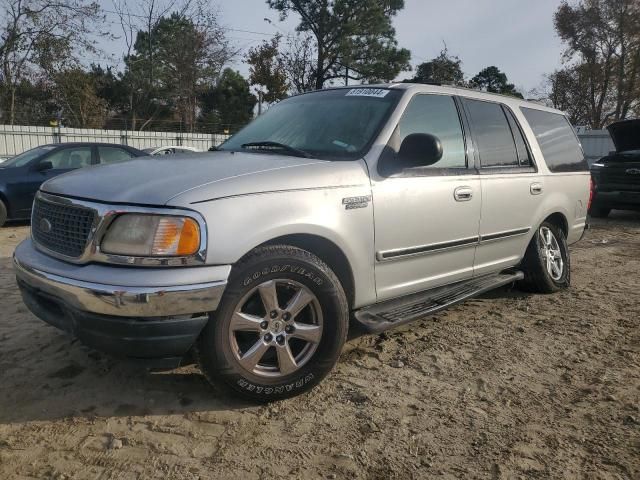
[0,143,147,227]
[590,119,640,217]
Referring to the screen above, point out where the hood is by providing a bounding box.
[607,119,640,153]
[41,151,370,206]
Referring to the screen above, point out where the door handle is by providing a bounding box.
[454,186,473,202]
[530,182,543,195]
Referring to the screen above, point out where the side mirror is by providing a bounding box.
[35,160,53,172]
[398,133,443,168]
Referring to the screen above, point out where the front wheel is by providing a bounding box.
[196,245,349,401]
[519,221,570,293]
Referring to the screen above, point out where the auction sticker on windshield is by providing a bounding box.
[345,88,390,98]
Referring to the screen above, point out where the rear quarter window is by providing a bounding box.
[520,107,588,172]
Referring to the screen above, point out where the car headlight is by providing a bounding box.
[101,214,201,257]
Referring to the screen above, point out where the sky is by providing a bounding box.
[98,0,567,95]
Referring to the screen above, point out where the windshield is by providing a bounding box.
[219,88,402,159]
[1,145,55,168]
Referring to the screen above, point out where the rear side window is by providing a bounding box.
[464,99,518,168]
[520,107,588,172]
[98,146,134,165]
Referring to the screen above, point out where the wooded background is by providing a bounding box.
[0,0,637,133]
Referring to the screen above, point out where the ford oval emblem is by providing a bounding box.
[626,168,640,175]
[39,218,52,233]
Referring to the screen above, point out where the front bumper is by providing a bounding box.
[14,239,230,365]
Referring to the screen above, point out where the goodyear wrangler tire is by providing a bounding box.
[519,221,570,294]
[196,245,349,401]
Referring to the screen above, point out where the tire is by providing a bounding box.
[519,221,570,293]
[196,245,349,402]
[0,200,7,228]
[590,205,611,218]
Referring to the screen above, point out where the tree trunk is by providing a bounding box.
[315,45,325,90]
[9,86,16,125]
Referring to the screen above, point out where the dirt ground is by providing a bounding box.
[0,214,638,480]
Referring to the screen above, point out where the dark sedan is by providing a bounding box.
[0,142,147,227]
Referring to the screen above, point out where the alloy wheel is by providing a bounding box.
[539,226,564,281]
[228,279,323,378]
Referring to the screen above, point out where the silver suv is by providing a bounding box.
[14,84,591,401]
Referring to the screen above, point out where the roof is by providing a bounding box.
[307,83,566,116]
[37,142,140,148]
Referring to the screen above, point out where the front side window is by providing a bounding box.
[98,146,134,164]
[521,107,588,172]
[219,88,403,160]
[44,147,93,169]
[397,94,467,169]
[465,99,518,168]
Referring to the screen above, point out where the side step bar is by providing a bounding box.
[353,271,524,334]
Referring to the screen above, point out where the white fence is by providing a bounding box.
[0,123,616,165]
[0,124,229,156]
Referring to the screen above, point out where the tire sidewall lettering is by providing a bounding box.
[236,373,315,395]
[243,263,324,287]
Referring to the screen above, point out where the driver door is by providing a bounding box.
[371,94,481,301]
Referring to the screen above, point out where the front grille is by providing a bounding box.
[32,197,96,258]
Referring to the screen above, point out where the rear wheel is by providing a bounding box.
[0,200,7,227]
[519,221,570,293]
[196,245,349,401]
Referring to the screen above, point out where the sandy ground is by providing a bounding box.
[0,214,638,480]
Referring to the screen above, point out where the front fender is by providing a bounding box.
[185,187,377,308]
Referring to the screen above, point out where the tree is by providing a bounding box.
[267,0,411,89]
[470,66,523,98]
[408,47,464,85]
[279,33,316,94]
[52,68,108,128]
[200,68,256,132]
[115,0,236,130]
[246,36,289,103]
[554,0,640,128]
[0,0,103,124]
[534,67,592,126]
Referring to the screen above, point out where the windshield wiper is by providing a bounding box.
[241,141,314,159]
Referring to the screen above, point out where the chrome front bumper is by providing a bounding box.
[13,239,229,318]
[14,254,226,317]
[13,239,230,364]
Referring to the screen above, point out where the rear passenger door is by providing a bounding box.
[461,98,541,275]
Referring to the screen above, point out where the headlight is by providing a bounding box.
[101,214,201,257]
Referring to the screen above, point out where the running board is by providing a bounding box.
[353,271,524,334]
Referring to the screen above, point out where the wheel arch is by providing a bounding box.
[0,190,10,217]
[542,211,569,237]
[260,233,356,309]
